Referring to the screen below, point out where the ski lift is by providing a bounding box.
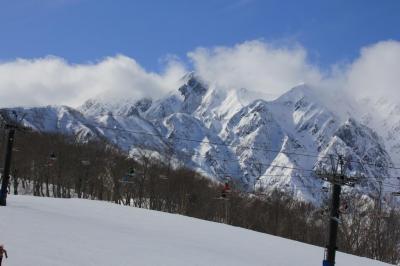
[49,152,57,161]
[119,167,137,184]
[214,179,232,200]
[319,207,329,217]
[220,181,232,198]
[120,176,135,184]
[213,175,233,200]
[223,175,232,182]
[375,161,387,169]
[323,260,333,266]
[81,160,90,166]
[254,188,265,196]
[120,167,136,183]
[159,174,168,180]
[45,152,57,167]
[127,167,136,177]
[373,213,391,219]
[330,216,342,224]
[338,202,349,214]
[254,191,264,197]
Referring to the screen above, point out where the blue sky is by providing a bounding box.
[0,0,400,108]
[0,0,399,71]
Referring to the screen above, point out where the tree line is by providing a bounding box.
[0,129,399,264]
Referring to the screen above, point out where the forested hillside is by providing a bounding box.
[1,129,399,264]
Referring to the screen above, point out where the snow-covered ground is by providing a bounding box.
[0,195,391,266]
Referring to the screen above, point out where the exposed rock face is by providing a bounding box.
[179,73,208,114]
[4,75,399,205]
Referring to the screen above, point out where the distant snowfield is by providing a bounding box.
[0,196,390,266]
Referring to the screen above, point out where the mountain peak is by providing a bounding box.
[7,75,399,205]
[179,73,207,98]
[275,84,316,104]
[178,72,208,114]
[125,97,153,117]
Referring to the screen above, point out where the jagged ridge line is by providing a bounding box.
[99,124,400,170]
[96,125,332,158]
[11,112,400,170]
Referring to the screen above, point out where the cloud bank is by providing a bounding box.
[0,40,399,108]
[188,40,322,97]
[0,55,186,108]
[345,40,400,101]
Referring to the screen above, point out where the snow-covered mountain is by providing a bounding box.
[359,97,400,164]
[4,73,400,204]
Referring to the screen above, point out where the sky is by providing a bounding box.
[0,0,399,107]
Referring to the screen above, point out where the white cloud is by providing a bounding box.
[0,40,399,109]
[345,40,400,101]
[0,55,186,108]
[188,40,322,98]
[188,40,400,104]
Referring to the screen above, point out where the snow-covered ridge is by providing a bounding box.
[3,74,400,204]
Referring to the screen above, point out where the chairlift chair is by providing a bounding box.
[330,216,342,224]
[120,175,136,184]
[319,207,329,217]
[119,167,138,184]
[373,213,391,219]
[127,167,136,177]
[159,174,168,180]
[81,160,91,166]
[44,152,57,167]
[213,180,232,200]
[221,181,233,198]
[338,202,349,214]
[49,152,57,161]
[254,189,265,196]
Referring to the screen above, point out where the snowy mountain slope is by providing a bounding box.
[145,93,182,121]
[250,87,346,201]
[221,100,286,187]
[3,74,399,204]
[359,97,400,164]
[0,195,391,266]
[312,118,397,199]
[8,105,101,141]
[80,96,153,118]
[193,86,263,134]
[158,112,242,180]
[91,112,166,151]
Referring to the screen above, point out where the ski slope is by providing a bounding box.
[0,195,391,266]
